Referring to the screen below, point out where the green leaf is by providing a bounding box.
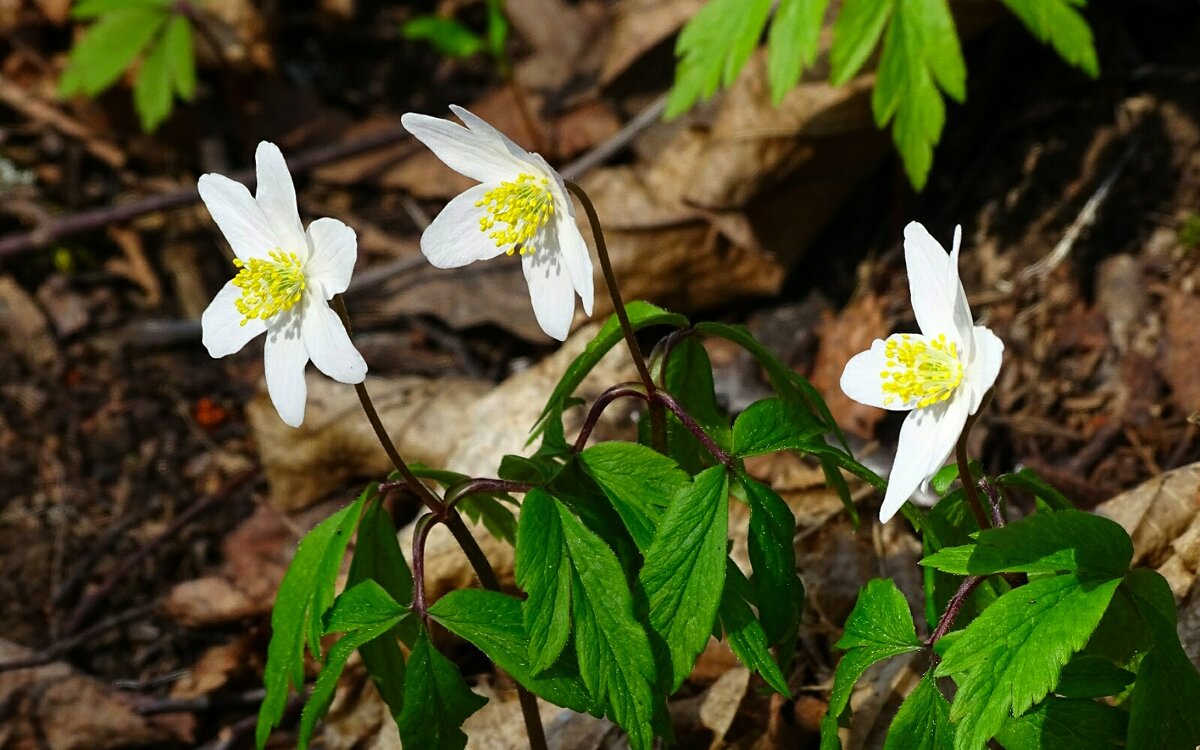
[739,474,803,646]
[996,468,1074,510]
[458,493,518,544]
[871,0,965,189]
[995,697,1126,750]
[767,0,829,103]
[1055,654,1134,699]
[1123,569,1200,749]
[661,336,730,472]
[407,463,469,488]
[429,589,594,713]
[665,0,773,118]
[532,301,687,439]
[578,442,689,551]
[60,6,168,96]
[514,489,573,675]
[930,459,981,496]
[72,0,169,19]
[347,500,414,717]
[558,500,658,749]
[718,563,790,695]
[732,397,824,458]
[884,672,954,750]
[256,494,366,750]
[936,574,1121,750]
[920,509,1133,580]
[821,579,922,746]
[133,28,172,131]
[162,14,195,100]
[638,466,729,691]
[401,16,486,58]
[397,628,488,750]
[999,0,1099,78]
[484,0,509,63]
[298,581,408,750]
[829,0,893,84]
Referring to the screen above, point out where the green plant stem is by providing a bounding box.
[563,179,667,453]
[332,296,547,750]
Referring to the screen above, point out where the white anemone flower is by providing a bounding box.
[400,105,593,341]
[840,221,1004,523]
[198,142,367,428]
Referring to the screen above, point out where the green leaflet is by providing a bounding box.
[829,0,894,84]
[60,6,168,96]
[133,23,172,131]
[1055,654,1134,699]
[429,589,593,713]
[531,301,687,440]
[732,397,824,458]
[163,14,195,100]
[401,16,486,58]
[767,0,829,103]
[638,466,729,691]
[920,509,1133,580]
[999,0,1099,77]
[738,474,803,647]
[820,579,923,748]
[397,629,488,750]
[995,697,1126,750]
[661,336,729,473]
[665,0,773,118]
[936,574,1121,750]
[578,442,689,551]
[514,488,573,674]
[883,672,954,750]
[1124,569,1200,749]
[996,467,1074,510]
[717,562,790,696]
[346,500,415,718]
[256,493,366,749]
[297,581,408,750]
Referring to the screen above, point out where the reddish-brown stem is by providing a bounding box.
[445,478,534,509]
[926,575,984,649]
[979,477,1006,528]
[563,180,666,453]
[571,383,649,452]
[411,514,439,620]
[651,390,734,467]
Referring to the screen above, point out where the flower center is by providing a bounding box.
[230,249,307,325]
[880,333,964,408]
[475,173,555,256]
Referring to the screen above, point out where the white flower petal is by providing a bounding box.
[530,151,576,219]
[421,183,511,268]
[841,338,912,411]
[254,142,308,258]
[450,104,538,164]
[966,325,1004,413]
[947,224,975,356]
[903,221,960,347]
[879,395,970,522]
[554,215,594,316]
[263,315,309,427]
[305,217,357,296]
[301,297,367,384]
[401,112,525,184]
[522,248,575,341]
[201,281,266,357]
[197,173,277,261]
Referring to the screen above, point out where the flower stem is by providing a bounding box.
[332,296,547,750]
[563,179,667,453]
[955,392,995,529]
[925,574,984,649]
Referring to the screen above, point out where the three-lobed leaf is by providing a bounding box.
[397,629,488,750]
[936,574,1121,750]
[821,579,923,747]
[638,466,730,691]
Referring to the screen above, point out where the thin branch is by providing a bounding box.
[571,383,648,452]
[925,575,984,649]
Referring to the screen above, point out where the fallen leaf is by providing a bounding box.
[1161,290,1200,414]
[698,667,751,747]
[0,275,59,373]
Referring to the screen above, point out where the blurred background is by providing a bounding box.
[0,0,1198,747]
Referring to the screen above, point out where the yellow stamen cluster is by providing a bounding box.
[880,333,964,408]
[230,250,306,325]
[475,173,555,255]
